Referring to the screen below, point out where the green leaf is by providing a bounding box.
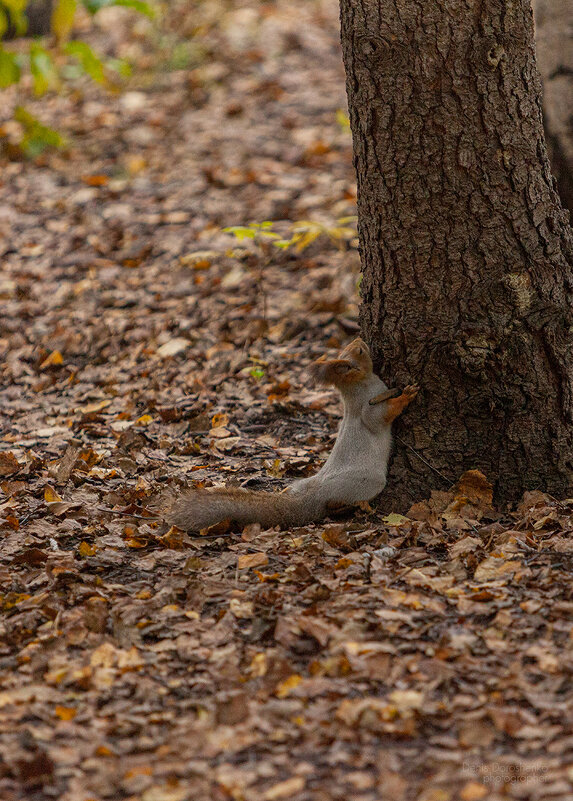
[81,0,155,18]
[2,0,27,11]
[336,108,350,131]
[0,47,20,88]
[29,44,58,95]
[0,8,8,39]
[51,0,77,44]
[105,57,132,78]
[13,106,67,158]
[2,0,27,35]
[65,40,105,83]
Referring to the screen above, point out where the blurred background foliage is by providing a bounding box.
[0,0,156,154]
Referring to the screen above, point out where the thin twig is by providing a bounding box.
[395,436,452,484]
[96,506,161,521]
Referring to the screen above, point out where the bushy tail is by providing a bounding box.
[168,487,318,531]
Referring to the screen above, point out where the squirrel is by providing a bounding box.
[168,338,418,531]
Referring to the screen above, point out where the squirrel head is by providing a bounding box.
[309,338,374,388]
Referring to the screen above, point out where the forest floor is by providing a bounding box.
[2,2,573,800]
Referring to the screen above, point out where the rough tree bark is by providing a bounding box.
[339,0,573,506]
[533,0,573,220]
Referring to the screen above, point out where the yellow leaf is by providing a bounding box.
[136,414,153,425]
[44,486,64,504]
[40,350,64,369]
[381,513,410,526]
[55,705,77,721]
[79,541,97,557]
[3,593,31,610]
[161,604,180,614]
[51,0,77,45]
[248,652,268,678]
[275,674,302,698]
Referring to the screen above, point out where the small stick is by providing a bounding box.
[368,387,401,405]
[96,506,161,521]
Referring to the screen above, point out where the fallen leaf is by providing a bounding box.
[238,552,268,570]
[275,674,302,698]
[0,451,21,476]
[156,338,190,358]
[55,705,77,721]
[40,350,64,369]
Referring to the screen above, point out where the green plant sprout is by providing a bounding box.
[223,217,357,254]
[222,218,358,326]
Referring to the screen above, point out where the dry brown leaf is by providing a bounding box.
[238,552,269,570]
[0,451,21,476]
[473,555,522,581]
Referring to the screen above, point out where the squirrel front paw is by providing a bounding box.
[403,384,420,400]
[384,383,420,423]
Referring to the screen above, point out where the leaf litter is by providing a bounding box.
[1,1,573,800]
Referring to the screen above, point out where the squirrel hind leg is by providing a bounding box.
[383,384,419,423]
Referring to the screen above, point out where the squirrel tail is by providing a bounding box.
[168,486,317,531]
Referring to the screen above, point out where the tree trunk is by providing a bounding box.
[533,0,573,220]
[339,0,573,507]
[2,1,53,39]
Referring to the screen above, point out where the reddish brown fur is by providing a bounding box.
[308,338,373,388]
[383,386,419,423]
